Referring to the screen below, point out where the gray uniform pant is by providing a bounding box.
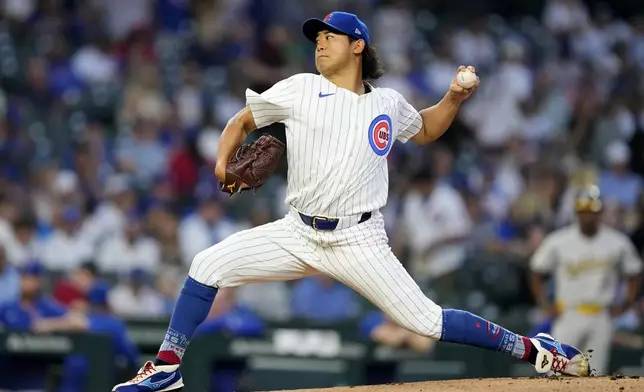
[551,309,612,375]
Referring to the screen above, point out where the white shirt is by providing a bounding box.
[372,6,415,67]
[79,203,126,248]
[38,230,93,271]
[178,214,239,264]
[71,46,119,85]
[463,62,532,147]
[246,73,423,218]
[236,282,292,321]
[175,86,203,129]
[542,0,589,34]
[3,236,37,267]
[451,29,497,69]
[531,225,643,307]
[94,0,152,39]
[2,0,35,21]
[0,219,11,246]
[96,235,161,273]
[0,220,31,265]
[402,184,472,280]
[425,59,458,98]
[108,284,165,318]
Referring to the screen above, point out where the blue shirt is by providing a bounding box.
[195,305,265,337]
[359,311,386,338]
[194,306,264,392]
[59,313,140,392]
[599,171,642,209]
[0,297,67,390]
[87,313,140,367]
[0,266,20,308]
[157,0,191,33]
[0,297,67,331]
[291,278,360,323]
[116,137,168,186]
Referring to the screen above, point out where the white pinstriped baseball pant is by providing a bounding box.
[189,211,444,338]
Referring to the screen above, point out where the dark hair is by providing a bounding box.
[349,38,385,81]
[78,261,99,277]
[412,167,437,183]
[13,213,36,231]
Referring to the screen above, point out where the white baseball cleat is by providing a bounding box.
[531,333,590,377]
[112,361,184,391]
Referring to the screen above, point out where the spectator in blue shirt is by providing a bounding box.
[194,288,264,392]
[33,282,140,392]
[0,261,67,391]
[600,141,642,210]
[0,261,66,331]
[195,287,264,337]
[291,276,361,323]
[360,311,435,354]
[0,245,20,307]
[116,118,168,188]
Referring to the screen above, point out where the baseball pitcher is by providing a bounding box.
[530,185,642,375]
[114,12,590,391]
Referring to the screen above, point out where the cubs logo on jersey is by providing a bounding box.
[368,114,393,156]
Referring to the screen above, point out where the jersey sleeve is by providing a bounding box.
[619,237,643,276]
[246,76,300,129]
[395,94,423,143]
[530,235,558,273]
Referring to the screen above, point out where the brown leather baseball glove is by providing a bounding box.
[219,134,285,195]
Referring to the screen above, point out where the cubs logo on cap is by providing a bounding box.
[368,114,392,156]
[302,11,371,45]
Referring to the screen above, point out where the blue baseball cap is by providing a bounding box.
[130,268,149,283]
[88,282,110,306]
[61,205,81,222]
[20,261,45,277]
[303,11,370,45]
[126,210,142,223]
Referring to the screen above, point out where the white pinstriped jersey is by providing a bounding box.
[246,73,423,217]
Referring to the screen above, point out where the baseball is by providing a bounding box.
[456,69,478,89]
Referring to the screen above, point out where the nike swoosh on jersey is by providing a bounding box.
[318,92,335,98]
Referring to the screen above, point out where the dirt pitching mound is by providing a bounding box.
[271,376,642,392]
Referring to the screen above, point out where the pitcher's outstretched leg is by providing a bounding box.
[441,309,590,376]
[112,216,316,391]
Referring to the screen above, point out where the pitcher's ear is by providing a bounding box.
[351,38,366,55]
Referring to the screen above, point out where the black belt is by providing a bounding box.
[298,212,372,231]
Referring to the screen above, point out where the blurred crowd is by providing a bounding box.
[1,0,644,342]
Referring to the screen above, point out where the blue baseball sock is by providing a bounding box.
[440,309,533,362]
[155,276,218,365]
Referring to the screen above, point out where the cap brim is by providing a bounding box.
[576,199,603,213]
[302,18,344,42]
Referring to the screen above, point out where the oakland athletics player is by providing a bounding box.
[530,185,642,375]
[114,12,590,391]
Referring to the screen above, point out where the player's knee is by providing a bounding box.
[187,247,228,287]
[398,302,443,339]
[411,318,442,340]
